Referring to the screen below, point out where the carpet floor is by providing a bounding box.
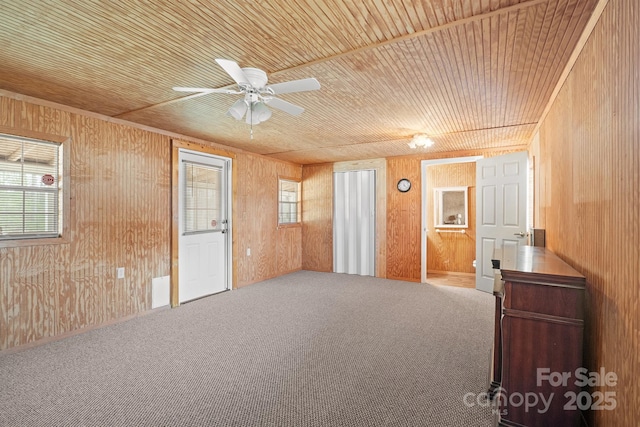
[0,271,496,426]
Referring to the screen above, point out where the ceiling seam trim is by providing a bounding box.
[113,0,551,119]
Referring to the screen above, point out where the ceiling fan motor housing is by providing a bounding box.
[241,68,268,89]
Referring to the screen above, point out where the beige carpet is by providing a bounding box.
[0,271,495,426]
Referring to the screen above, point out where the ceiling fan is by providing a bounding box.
[173,59,321,127]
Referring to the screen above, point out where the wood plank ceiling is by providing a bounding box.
[0,0,598,165]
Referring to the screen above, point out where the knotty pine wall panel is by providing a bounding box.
[533,0,639,425]
[426,162,476,274]
[301,163,333,272]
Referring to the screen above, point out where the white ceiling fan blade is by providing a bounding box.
[173,87,241,94]
[267,78,320,95]
[265,97,305,116]
[215,59,250,86]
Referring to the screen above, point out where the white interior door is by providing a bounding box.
[333,170,376,276]
[475,151,528,293]
[178,149,231,303]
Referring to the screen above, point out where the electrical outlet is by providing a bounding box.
[246,248,251,256]
[117,267,125,279]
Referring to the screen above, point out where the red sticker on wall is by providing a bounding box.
[42,174,55,185]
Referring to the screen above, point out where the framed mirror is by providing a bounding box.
[434,186,468,228]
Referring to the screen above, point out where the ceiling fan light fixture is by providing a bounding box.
[409,134,434,149]
[227,99,248,120]
[175,59,320,131]
[254,102,272,123]
[245,102,266,125]
[245,102,272,125]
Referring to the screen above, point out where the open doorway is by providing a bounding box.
[420,156,482,284]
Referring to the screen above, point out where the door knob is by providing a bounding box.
[514,231,527,238]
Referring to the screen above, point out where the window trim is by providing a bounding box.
[277,176,301,227]
[0,126,70,248]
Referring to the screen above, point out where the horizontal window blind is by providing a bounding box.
[0,134,60,240]
[183,161,222,233]
[278,179,301,224]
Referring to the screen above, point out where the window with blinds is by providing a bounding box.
[278,178,301,225]
[0,134,61,240]
[183,162,222,233]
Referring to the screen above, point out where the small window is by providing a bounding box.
[183,161,223,233]
[0,134,62,240]
[278,178,301,225]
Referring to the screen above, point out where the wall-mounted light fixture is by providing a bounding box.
[408,134,434,149]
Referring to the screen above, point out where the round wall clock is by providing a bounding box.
[397,178,411,192]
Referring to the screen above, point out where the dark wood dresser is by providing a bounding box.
[492,246,586,427]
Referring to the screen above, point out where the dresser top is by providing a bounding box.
[499,246,586,288]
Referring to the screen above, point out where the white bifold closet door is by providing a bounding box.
[333,170,376,276]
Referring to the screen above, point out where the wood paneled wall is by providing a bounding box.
[301,163,333,272]
[0,94,303,350]
[334,159,387,278]
[234,153,302,287]
[0,96,170,350]
[533,0,639,424]
[384,151,517,282]
[300,159,389,276]
[426,162,476,274]
[386,157,422,281]
[299,150,525,284]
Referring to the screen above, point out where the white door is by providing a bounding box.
[178,149,231,303]
[475,151,528,293]
[333,170,376,276]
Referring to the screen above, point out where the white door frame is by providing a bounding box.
[171,146,233,306]
[420,156,483,283]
